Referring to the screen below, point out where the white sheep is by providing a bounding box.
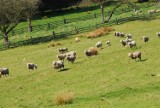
[126,34,132,39]
[128,41,137,48]
[27,63,37,70]
[84,47,98,57]
[142,36,149,42]
[95,41,102,48]
[106,40,111,46]
[0,68,9,76]
[66,51,76,63]
[156,32,160,37]
[128,51,141,61]
[53,60,64,70]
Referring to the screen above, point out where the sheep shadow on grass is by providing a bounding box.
[58,68,70,72]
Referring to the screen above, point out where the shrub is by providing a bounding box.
[55,92,74,105]
[86,27,114,38]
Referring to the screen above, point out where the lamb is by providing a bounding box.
[75,37,80,42]
[27,63,37,70]
[58,48,68,54]
[95,41,102,48]
[0,68,9,76]
[128,51,141,61]
[142,36,149,42]
[128,41,137,48]
[85,47,98,57]
[53,60,64,70]
[156,32,160,37]
[57,54,66,61]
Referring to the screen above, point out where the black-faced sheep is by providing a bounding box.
[53,60,64,70]
[142,36,149,42]
[27,63,37,70]
[85,47,98,57]
[0,68,9,76]
[58,48,68,54]
[128,41,137,48]
[95,41,102,48]
[128,51,141,61]
[120,39,127,47]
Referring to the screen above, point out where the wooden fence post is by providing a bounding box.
[93,13,96,18]
[48,23,51,29]
[116,18,118,25]
[52,31,55,39]
[74,26,79,34]
[63,18,67,24]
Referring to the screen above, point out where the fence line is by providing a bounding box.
[0,3,154,38]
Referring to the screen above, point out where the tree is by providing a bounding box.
[0,0,40,48]
[22,0,40,32]
[90,0,106,23]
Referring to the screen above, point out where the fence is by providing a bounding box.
[2,3,155,37]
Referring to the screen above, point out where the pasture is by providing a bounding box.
[0,18,160,107]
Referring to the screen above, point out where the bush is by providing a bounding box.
[55,92,74,105]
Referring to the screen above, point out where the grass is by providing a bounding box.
[0,18,160,107]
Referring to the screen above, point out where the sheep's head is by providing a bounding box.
[34,64,38,69]
[128,52,133,58]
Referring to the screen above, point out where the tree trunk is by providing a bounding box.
[3,31,10,48]
[100,5,105,23]
[28,17,32,32]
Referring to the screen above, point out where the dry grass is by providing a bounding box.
[55,92,75,105]
[49,41,55,47]
[86,27,114,38]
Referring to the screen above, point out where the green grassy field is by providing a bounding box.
[0,18,160,108]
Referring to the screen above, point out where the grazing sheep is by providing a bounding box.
[85,47,98,57]
[57,54,66,61]
[0,68,9,76]
[114,31,118,36]
[106,40,111,46]
[128,41,137,48]
[58,48,68,54]
[126,34,132,39]
[53,60,64,70]
[95,41,102,48]
[128,51,141,61]
[120,32,125,37]
[66,55,76,63]
[114,32,125,37]
[75,37,80,42]
[120,39,127,47]
[66,51,76,57]
[142,36,149,42]
[27,63,37,70]
[156,32,160,37]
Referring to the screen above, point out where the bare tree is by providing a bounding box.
[0,0,40,48]
[22,0,40,32]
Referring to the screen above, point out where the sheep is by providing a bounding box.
[126,34,132,39]
[0,68,9,76]
[114,32,125,37]
[53,60,64,70]
[0,72,1,78]
[58,48,68,54]
[85,47,98,57]
[75,37,80,42]
[66,55,76,63]
[120,32,125,37]
[142,36,149,43]
[27,63,37,70]
[95,41,102,48]
[128,41,137,48]
[156,32,160,37]
[128,51,141,61]
[106,40,111,46]
[120,39,127,47]
[156,9,160,13]
[57,54,66,61]
[66,51,76,57]
[114,31,118,36]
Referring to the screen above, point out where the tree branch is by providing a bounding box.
[6,23,18,34]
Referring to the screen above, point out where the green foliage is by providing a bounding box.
[0,19,160,107]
